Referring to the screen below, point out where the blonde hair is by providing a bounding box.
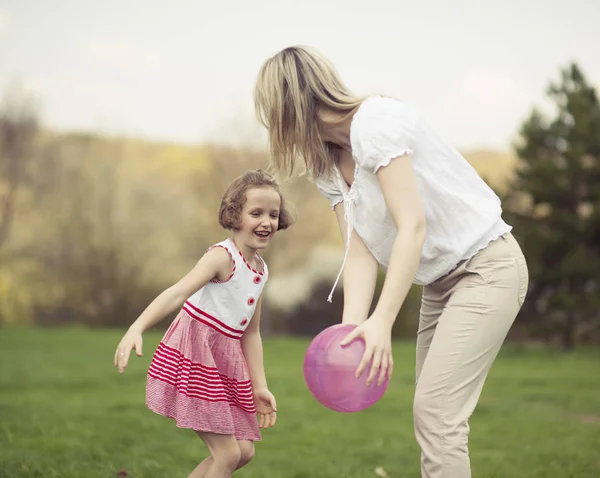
[218,169,293,231]
[254,45,364,179]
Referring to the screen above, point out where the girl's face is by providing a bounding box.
[235,186,281,250]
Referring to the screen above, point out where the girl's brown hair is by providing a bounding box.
[218,169,293,231]
[254,45,364,180]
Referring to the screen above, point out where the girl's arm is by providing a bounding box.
[114,247,232,373]
[241,294,268,391]
[333,203,379,325]
[241,294,278,428]
[341,154,426,385]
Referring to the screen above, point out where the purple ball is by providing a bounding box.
[303,323,389,413]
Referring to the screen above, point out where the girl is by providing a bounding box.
[253,46,528,478]
[114,169,292,478]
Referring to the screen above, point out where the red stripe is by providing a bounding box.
[153,347,221,378]
[230,239,265,276]
[147,337,258,413]
[238,250,265,275]
[150,359,222,387]
[156,343,248,376]
[153,343,253,387]
[149,376,256,413]
[148,372,256,413]
[184,302,244,334]
[150,379,254,406]
[150,358,219,384]
[256,254,267,275]
[149,365,255,401]
[147,369,254,404]
[182,306,242,339]
[148,362,253,398]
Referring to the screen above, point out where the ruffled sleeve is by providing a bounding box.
[351,96,417,173]
[314,175,344,210]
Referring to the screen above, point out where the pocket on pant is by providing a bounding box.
[515,254,529,307]
[463,239,521,289]
[463,255,491,284]
[462,245,507,284]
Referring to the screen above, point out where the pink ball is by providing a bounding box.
[303,323,389,413]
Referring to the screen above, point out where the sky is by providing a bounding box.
[0,0,599,151]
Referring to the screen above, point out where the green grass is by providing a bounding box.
[1,327,599,478]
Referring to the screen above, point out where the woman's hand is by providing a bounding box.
[114,328,144,374]
[253,388,277,429]
[340,316,394,386]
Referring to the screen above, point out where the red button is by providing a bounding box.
[241,318,248,326]
[247,297,255,306]
[254,276,261,284]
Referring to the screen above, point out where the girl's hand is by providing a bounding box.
[253,388,277,429]
[340,317,394,386]
[114,328,144,374]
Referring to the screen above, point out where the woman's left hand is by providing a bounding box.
[340,316,394,386]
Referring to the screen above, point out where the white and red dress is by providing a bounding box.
[145,238,268,441]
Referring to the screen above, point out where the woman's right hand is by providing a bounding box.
[114,328,144,374]
[340,315,393,386]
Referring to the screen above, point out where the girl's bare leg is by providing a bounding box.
[188,432,240,478]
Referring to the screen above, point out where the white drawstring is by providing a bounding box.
[327,193,356,303]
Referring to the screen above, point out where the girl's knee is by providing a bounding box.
[213,443,242,471]
[238,441,255,467]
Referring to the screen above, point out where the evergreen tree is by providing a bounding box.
[503,63,600,350]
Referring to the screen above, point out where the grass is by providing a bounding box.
[1,326,599,478]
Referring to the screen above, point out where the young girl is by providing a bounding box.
[114,169,292,478]
[253,46,528,478]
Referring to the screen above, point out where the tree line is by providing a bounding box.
[1,63,599,350]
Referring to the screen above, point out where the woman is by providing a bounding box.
[253,45,528,478]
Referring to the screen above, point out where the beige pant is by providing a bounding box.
[414,233,528,478]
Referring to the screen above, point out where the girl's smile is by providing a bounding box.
[235,186,281,255]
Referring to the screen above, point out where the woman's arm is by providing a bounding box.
[333,203,379,325]
[372,155,426,323]
[114,247,232,373]
[341,155,426,385]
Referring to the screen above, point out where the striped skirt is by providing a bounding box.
[145,309,261,441]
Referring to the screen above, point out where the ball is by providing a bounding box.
[303,323,389,413]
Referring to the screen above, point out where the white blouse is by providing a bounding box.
[314,96,511,302]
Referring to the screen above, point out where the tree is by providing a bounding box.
[503,63,600,350]
[27,134,181,326]
[0,86,38,255]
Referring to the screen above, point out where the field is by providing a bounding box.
[1,327,599,477]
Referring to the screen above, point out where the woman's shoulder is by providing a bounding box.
[351,96,421,171]
[353,95,419,130]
